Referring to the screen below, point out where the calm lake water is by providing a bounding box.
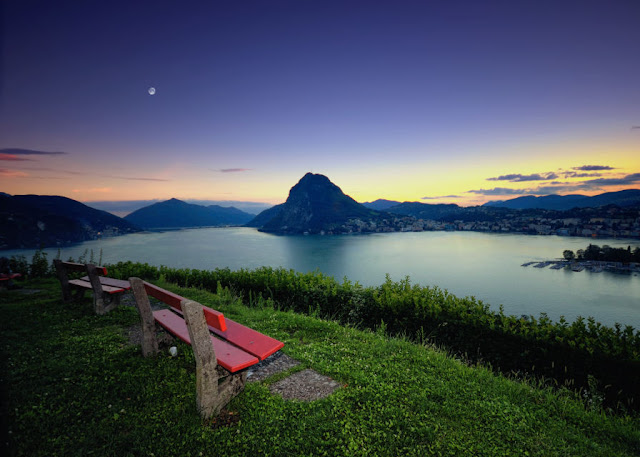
[3,228,640,329]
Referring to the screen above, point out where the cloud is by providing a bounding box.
[563,171,603,178]
[117,176,169,181]
[467,187,530,196]
[421,195,462,200]
[529,185,587,194]
[13,166,84,175]
[72,187,112,193]
[580,173,640,187]
[0,153,31,161]
[487,172,558,182]
[572,165,615,171]
[218,168,251,173]
[0,168,29,177]
[469,170,640,198]
[631,126,640,130]
[7,164,169,181]
[0,148,67,155]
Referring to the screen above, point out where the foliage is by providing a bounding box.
[105,262,640,413]
[565,244,640,263]
[5,255,28,276]
[2,280,639,456]
[29,249,50,278]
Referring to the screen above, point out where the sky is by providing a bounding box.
[1,0,639,212]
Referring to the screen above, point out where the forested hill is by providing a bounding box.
[483,189,640,210]
[124,198,254,229]
[0,194,141,249]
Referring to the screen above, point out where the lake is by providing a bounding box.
[3,228,639,329]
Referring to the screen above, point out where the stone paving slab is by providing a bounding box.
[247,352,300,382]
[269,368,342,401]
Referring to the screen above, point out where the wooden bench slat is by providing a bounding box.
[143,282,226,332]
[172,306,284,361]
[143,282,186,310]
[68,279,125,294]
[81,276,131,290]
[153,309,259,372]
[59,262,108,275]
[0,273,22,280]
[211,317,285,361]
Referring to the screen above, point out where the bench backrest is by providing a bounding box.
[142,281,227,332]
[57,261,108,276]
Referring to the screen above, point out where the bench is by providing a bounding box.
[129,277,284,418]
[53,260,130,315]
[0,272,22,289]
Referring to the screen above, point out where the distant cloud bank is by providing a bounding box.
[119,176,169,182]
[470,168,640,197]
[572,165,615,171]
[468,187,529,196]
[218,168,251,173]
[487,173,558,182]
[0,148,67,156]
[421,195,462,200]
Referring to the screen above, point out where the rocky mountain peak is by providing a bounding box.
[255,173,381,234]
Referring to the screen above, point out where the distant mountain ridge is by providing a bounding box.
[483,189,640,210]
[249,173,384,234]
[124,198,254,229]
[384,202,464,220]
[0,194,141,249]
[362,199,401,210]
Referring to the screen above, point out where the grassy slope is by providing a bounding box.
[2,279,639,457]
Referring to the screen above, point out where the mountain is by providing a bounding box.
[384,202,464,220]
[124,198,254,229]
[0,194,141,249]
[483,189,640,210]
[86,199,273,217]
[244,203,285,228]
[250,173,384,234]
[362,199,401,210]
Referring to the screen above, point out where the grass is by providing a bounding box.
[2,278,639,456]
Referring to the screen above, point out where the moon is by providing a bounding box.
[148,87,156,95]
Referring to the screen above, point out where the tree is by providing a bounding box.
[563,250,575,261]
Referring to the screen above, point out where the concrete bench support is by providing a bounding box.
[130,277,159,356]
[182,299,247,418]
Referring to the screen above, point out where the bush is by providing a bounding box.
[29,249,50,278]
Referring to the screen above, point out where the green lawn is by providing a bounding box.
[2,279,639,456]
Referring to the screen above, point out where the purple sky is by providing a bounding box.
[2,0,639,208]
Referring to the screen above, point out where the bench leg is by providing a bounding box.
[71,287,85,301]
[100,292,122,315]
[93,293,106,315]
[101,295,118,315]
[217,368,247,408]
[182,300,247,419]
[129,278,159,356]
[54,259,74,302]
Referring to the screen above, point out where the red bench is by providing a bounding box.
[0,272,22,289]
[54,260,130,315]
[129,277,284,418]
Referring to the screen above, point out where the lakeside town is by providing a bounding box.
[340,205,640,239]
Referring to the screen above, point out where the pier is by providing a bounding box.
[521,260,640,274]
